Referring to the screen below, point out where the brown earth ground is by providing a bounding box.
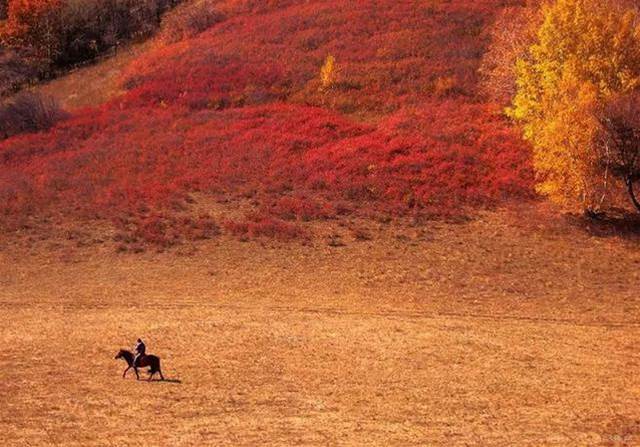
[1,205,640,446]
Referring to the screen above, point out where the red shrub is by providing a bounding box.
[0,0,534,245]
[224,214,307,241]
[122,0,513,114]
[113,212,220,247]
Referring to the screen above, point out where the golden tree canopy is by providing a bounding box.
[509,0,640,210]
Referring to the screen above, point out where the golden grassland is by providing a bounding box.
[1,206,640,446]
[37,42,151,110]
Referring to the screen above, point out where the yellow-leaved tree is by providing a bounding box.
[509,0,640,212]
[320,55,336,90]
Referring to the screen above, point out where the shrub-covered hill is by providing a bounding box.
[0,0,534,246]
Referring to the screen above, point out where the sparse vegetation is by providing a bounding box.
[224,214,308,241]
[0,90,68,139]
[158,0,223,44]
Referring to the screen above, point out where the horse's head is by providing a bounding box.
[115,350,126,359]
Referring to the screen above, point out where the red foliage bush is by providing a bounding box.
[122,0,511,113]
[224,214,307,241]
[113,212,220,248]
[0,0,535,244]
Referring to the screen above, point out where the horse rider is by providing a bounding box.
[133,338,146,367]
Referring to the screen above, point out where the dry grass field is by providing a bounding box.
[1,206,640,446]
[37,42,151,110]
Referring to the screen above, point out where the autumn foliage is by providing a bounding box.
[597,93,640,212]
[0,0,181,95]
[510,0,640,213]
[479,0,541,105]
[0,0,536,244]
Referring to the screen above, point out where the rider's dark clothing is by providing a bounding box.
[133,340,146,367]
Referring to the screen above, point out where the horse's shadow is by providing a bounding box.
[147,378,182,384]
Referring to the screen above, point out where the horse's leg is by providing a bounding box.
[155,359,164,381]
[134,367,139,380]
[122,366,130,378]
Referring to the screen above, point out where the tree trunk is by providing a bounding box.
[626,176,640,213]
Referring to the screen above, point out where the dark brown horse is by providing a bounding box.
[115,349,164,381]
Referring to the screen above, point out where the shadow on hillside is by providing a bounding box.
[566,210,640,241]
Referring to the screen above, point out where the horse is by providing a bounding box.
[115,349,164,381]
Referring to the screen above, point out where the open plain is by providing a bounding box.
[1,207,639,446]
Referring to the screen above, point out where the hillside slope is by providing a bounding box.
[0,0,534,245]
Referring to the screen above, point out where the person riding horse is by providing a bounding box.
[133,338,146,367]
[115,345,164,381]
